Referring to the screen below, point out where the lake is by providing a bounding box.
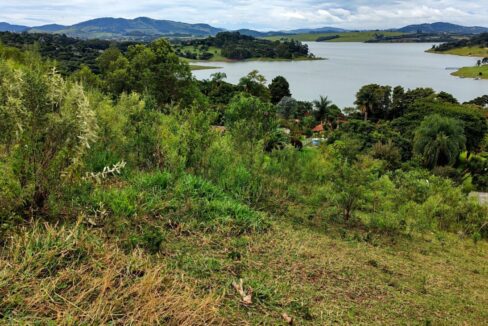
[192,42,488,108]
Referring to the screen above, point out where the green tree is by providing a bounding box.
[355,84,392,121]
[313,96,341,129]
[413,115,466,168]
[269,76,291,104]
[238,70,270,101]
[225,94,277,144]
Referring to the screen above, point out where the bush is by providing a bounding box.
[0,59,97,212]
[0,161,22,219]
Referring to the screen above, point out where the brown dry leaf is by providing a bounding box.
[232,279,253,305]
[282,312,294,325]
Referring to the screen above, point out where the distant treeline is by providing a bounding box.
[366,33,458,43]
[0,31,136,74]
[179,32,311,60]
[432,33,488,51]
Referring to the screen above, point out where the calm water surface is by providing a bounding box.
[192,42,488,107]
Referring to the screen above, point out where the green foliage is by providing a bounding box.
[371,140,402,170]
[0,31,136,74]
[225,94,277,144]
[180,32,310,60]
[0,160,22,219]
[238,70,271,101]
[0,58,97,212]
[413,115,466,168]
[269,76,291,104]
[97,39,201,107]
[355,84,392,121]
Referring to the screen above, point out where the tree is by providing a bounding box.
[354,84,392,121]
[276,96,298,119]
[269,76,291,104]
[413,115,466,168]
[313,96,341,129]
[390,86,406,118]
[313,96,331,122]
[97,39,200,107]
[466,95,488,108]
[225,94,277,144]
[437,91,459,104]
[238,70,270,101]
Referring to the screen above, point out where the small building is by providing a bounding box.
[312,124,324,133]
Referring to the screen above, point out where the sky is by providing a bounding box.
[1,0,487,31]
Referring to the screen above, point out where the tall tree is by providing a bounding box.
[269,76,291,104]
[354,84,392,121]
[413,114,466,168]
[313,96,341,129]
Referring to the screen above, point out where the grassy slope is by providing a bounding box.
[452,65,488,79]
[429,46,488,57]
[264,31,405,42]
[189,64,221,71]
[1,172,487,325]
[428,47,488,80]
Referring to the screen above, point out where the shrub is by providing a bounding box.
[0,60,97,212]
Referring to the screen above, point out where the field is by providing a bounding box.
[1,178,487,324]
[429,46,488,57]
[177,45,228,62]
[189,64,221,71]
[264,31,405,42]
[452,65,488,79]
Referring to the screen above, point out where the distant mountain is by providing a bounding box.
[37,17,225,40]
[396,22,488,34]
[287,27,347,34]
[236,26,347,38]
[235,29,291,37]
[0,22,29,32]
[32,24,67,33]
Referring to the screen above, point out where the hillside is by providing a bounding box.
[396,22,488,34]
[0,24,487,325]
[0,22,29,32]
[265,31,404,42]
[34,17,225,40]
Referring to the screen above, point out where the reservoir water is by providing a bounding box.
[192,42,488,108]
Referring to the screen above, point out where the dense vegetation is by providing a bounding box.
[0,37,487,324]
[265,31,405,42]
[432,33,488,52]
[176,32,313,60]
[0,31,136,74]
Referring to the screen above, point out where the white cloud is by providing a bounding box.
[0,0,487,30]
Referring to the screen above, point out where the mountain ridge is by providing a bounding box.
[1,19,487,41]
[394,22,488,34]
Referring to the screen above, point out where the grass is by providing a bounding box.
[189,65,221,71]
[1,171,487,324]
[452,65,488,79]
[264,31,405,42]
[177,45,227,62]
[429,46,488,58]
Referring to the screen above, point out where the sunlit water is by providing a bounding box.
[192,42,488,108]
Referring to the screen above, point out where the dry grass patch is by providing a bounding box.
[0,221,222,325]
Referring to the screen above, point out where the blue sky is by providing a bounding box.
[1,0,487,30]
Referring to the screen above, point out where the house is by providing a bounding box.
[312,124,324,133]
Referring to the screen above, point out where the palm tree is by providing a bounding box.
[313,96,331,123]
[413,114,466,168]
